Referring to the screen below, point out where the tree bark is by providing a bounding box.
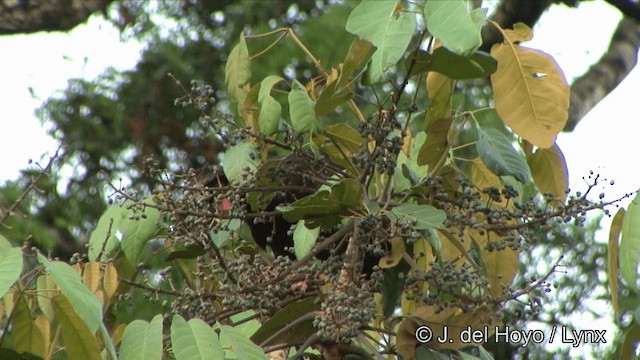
[0,0,112,35]
[565,17,640,131]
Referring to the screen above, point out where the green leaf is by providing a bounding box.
[476,127,531,184]
[223,142,260,185]
[52,295,101,360]
[251,298,318,346]
[165,243,205,262]
[219,325,268,360]
[88,203,127,261]
[346,0,416,84]
[337,37,375,90]
[424,0,485,56]
[120,315,164,360]
[293,220,320,259]
[37,255,103,334]
[0,247,22,298]
[120,198,162,264]
[620,193,640,291]
[315,80,353,116]
[330,178,364,209]
[288,80,319,133]
[171,315,224,360]
[409,48,497,79]
[259,95,282,136]
[324,123,363,154]
[0,234,12,251]
[277,191,341,223]
[13,296,45,358]
[388,204,446,230]
[258,75,284,103]
[37,274,56,321]
[609,208,625,318]
[225,34,251,103]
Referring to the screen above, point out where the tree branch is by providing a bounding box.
[564,16,640,131]
[0,0,112,35]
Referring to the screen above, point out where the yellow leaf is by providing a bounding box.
[378,236,406,269]
[527,143,569,202]
[13,296,45,357]
[111,323,128,346]
[52,295,101,360]
[425,72,454,127]
[3,289,14,316]
[417,116,453,169]
[490,22,569,149]
[35,315,51,355]
[103,263,119,302]
[83,262,101,293]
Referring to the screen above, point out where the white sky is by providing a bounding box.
[0,2,638,357]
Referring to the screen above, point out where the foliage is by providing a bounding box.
[0,1,638,359]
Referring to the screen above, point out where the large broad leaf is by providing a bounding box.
[257,76,284,136]
[388,204,446,230]
[38,255,103,334]
[424,72,454,128]
[620,193,640,291]
[337,37,374,90]
[52,295,101,360]
[120,315,163,360]
[315,79,353,116]
[527,143,569,202]
[277,191,341,223]
[225,34,251,104]
[288,79,319,133]
[219,325,268,360]
[119,198,162,264]
[251,298,318,346]
[490,22,570,149]
[424,0,486,56]
[293,220,320,259]
[171,315,224,360]
[88,203,127,261]
[13,296,45,358]
[345,0,416,84]
[476,127,531,184]
[0,247,22,298]
[409,48,497,79]
[222,142,260,185]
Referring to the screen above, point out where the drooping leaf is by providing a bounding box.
[119,198,162,264]
[315,79,353,116]
[346,0,416,84]
[409,48,497,79]
[36,274,56,321]
[13,296,45,358]
[424,0,486,56]
[171,315,224,360]
[293,220,320,259]
[288,79,319,133]
[37,255,103,334]
[277,191,341,224]
[258,75,284,103]
[324,123,363,154]
[330,178,364,209]
[165,243,205,262]
[258,95,282,136]
[388,204,446,230]
[82,261,101,293]
[223,142,260,185]
[120,315,163,360]
[476,127,531,184]
[251,298,318,346]
[424,72,454,128]
[620,194,640,291]
[219,325,268,360]
[0,246,22,299]
[337,37,375,89]
[527,143,569,202]
[609,208,625,318]
[225,34,251,104]
[52,295,101,360]
[490,22,570,149]
[103,263,119,302]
